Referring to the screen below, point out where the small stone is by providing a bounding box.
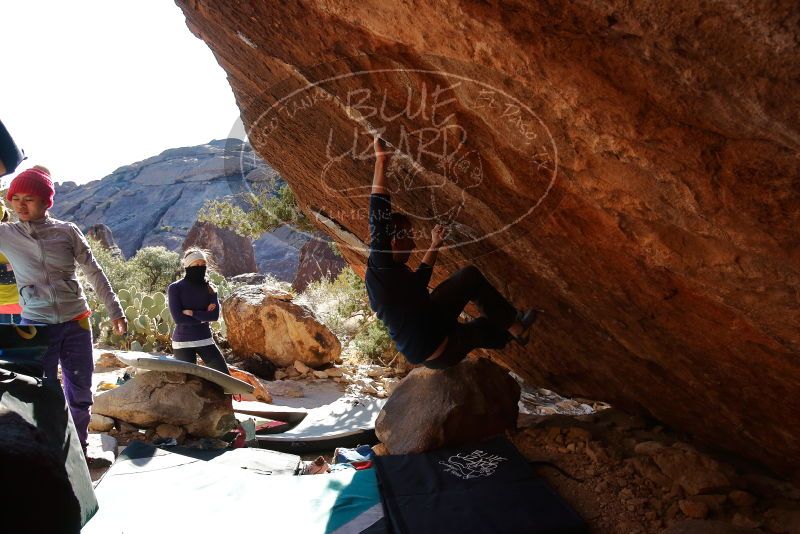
[117,421,142,434]
[89,413,115,432]
[384,378,400,395]
[363,385,379,396]
[764,508,800,534]
[155,423,185,440]
[690,494,726,512]
[565,427,592,443]
[367,367,386,378]
[274,369,287,380]
[95,351,126,369]
[285,366,300,378]
[634,441,666,456]
[96,381,117,392]
[313,370,328,379]
[372,443,389,456]
[728,490,756,508]
[268,380,304,398]
[325,368,343,377]
[294,360,311,374]
[731,512,761,529]
[555,399,579,411]
[678,499,709,519]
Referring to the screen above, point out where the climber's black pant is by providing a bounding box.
[173,343,230,375]
[424,265,518,369]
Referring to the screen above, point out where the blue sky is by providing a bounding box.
[0,1,243,185]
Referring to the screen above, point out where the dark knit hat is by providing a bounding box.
[6,168,55,208]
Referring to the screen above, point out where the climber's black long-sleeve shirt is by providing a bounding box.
[365,194,443,363]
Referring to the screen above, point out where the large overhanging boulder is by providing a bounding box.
[177,1,800,481]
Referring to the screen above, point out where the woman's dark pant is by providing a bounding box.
[21,317,94,448]
[424,265,518,369]
[172,343,230,375]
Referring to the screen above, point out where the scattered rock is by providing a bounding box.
[92,371,236,438]
[313,370,328,379]
[116,421,142,434]
[679,494,725,517]
[154,423,186,442]
[728,490,757,508]
[223,285,341,368]
[89,413,115,433]
[267,380,304,398]
[274,369,287,380]
[228,367,273,403]
[375,358,520,454]
[325,367,343,378]
[764,508,800,534]
[367,367,387,378]
[285,366,300,378]
[634,440,666,456]
[652,446,730,495]
[383,378,400,395]
[731,513,762,529]
[95,352,126,369]
[294,360,311,374]
[96,381,118,392]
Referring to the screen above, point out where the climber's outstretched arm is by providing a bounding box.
[420,224,447,268]
[371,137,389,195]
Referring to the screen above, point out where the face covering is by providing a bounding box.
[185,265,207,285]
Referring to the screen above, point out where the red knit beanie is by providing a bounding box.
[6,167,55,209]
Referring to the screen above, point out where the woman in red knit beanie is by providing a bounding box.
[0,165,127,460]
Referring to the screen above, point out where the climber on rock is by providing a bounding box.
[365,136,539,369]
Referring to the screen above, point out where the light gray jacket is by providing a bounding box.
[0,215,123,324]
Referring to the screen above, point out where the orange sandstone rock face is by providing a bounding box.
[177,1,800,480]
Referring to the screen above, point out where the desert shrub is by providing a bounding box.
[199,179,314,238]
[296,266,395,364]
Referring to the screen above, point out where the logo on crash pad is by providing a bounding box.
[439,449,507,480]
[226,53,562,261]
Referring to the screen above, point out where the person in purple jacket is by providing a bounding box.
[167,248,230,374]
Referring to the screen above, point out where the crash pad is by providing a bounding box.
[83,441,385,533]
[255,397,385,453]
[114,351,254,395]
[373,435,587,534]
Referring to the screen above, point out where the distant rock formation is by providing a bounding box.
[86,224,122,257]
[181,220,258,277]
[49,139,334,284]
[291,233,346,292]
[253,224,310,282]
[51,139,261,258]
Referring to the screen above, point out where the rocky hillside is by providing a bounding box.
[50,139,311,281]
[177,1,800,481]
